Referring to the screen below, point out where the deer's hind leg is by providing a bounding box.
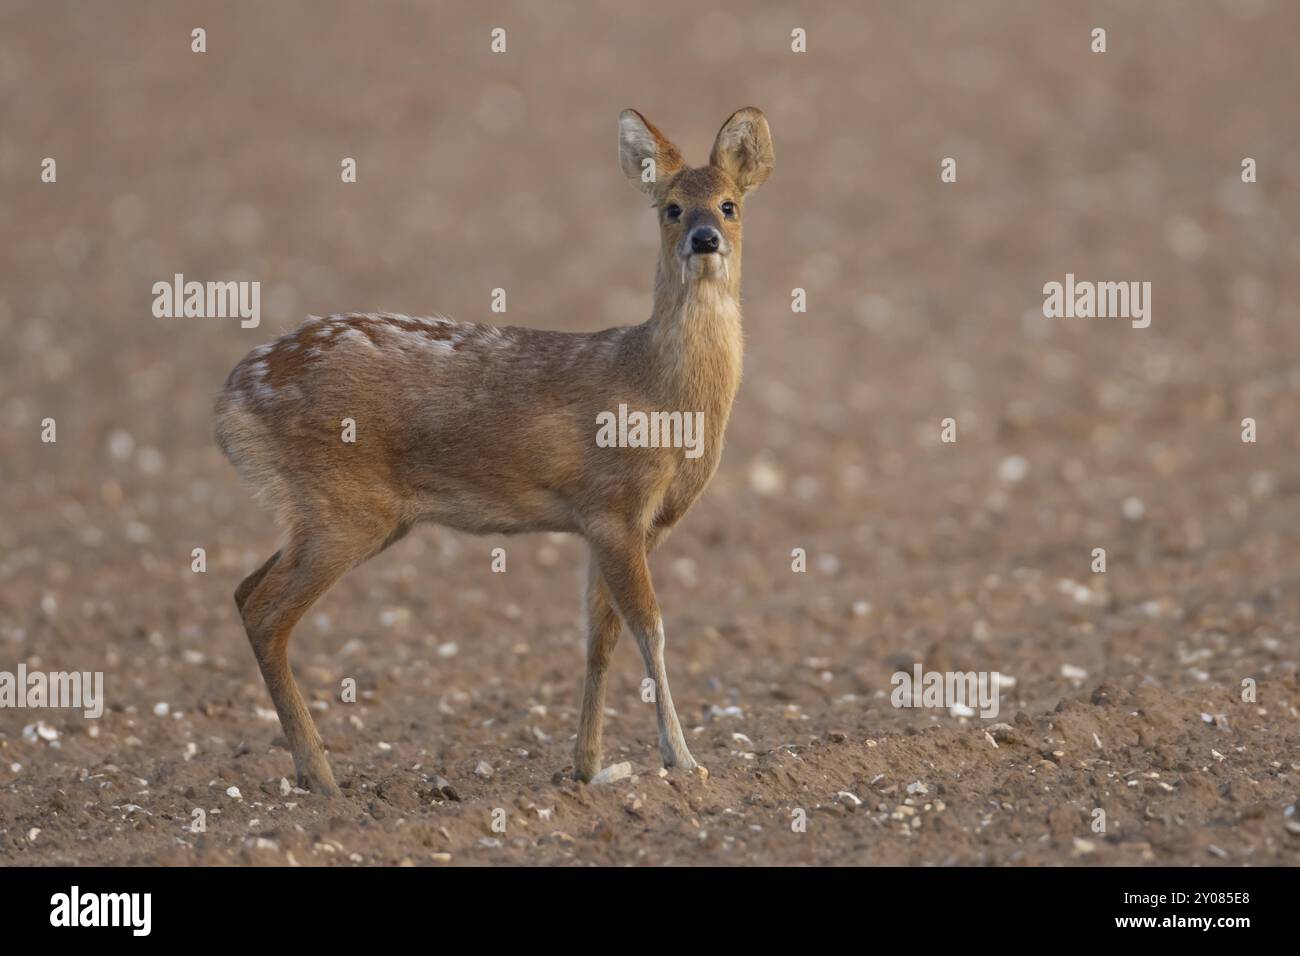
[238,514,405,796]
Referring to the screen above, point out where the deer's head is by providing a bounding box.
[619,107,774,286]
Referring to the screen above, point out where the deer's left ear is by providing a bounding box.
[710,107,774,194]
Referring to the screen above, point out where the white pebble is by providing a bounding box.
[590,762,633,785]
[748,459,785,496]
[136,447,165,475]
[22,721,60,743]
[998,455,1029,483]
[107,429,135,461]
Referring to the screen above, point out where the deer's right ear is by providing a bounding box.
[619,109,683,198]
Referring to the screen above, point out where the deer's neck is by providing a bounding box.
[644,257,744,417]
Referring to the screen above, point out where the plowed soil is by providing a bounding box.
[1,1,1298,865]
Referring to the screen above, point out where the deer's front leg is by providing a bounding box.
[574,552,623,781]
[587,524,698,773]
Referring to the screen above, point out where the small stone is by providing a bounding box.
[1121,497,1146,521]
[989,723,1019,744]
[590,762,633,785]
[429,775,460,801]
[474,761,494,779]
[136,447,165,475]
[107,429,135,461]
[998,455,1029,483]
[226,786,242,799]
[23,721,60,744]
[748,459,785,496]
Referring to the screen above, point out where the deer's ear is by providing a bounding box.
[619,109,683,197]
[709,107,774,195]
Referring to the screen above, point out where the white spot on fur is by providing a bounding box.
[242,360,277,403]
[336,326,376,348]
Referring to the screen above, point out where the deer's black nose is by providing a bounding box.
[690,227,721,254]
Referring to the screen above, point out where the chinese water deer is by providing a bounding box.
[214,108,774,795]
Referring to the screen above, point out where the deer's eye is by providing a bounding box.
[664,204,682,222]
[720,200,737,218]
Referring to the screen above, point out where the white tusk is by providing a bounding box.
[722,257,729,284]
[681,260,687,285]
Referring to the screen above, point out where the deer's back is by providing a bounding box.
[213,313,695,536]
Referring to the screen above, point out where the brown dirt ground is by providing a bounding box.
[1,1,1298,866]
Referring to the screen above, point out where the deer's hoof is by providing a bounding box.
[297,766,342,798]
[311,780,342,798]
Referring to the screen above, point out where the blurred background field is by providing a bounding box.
[0,0,1298,865]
